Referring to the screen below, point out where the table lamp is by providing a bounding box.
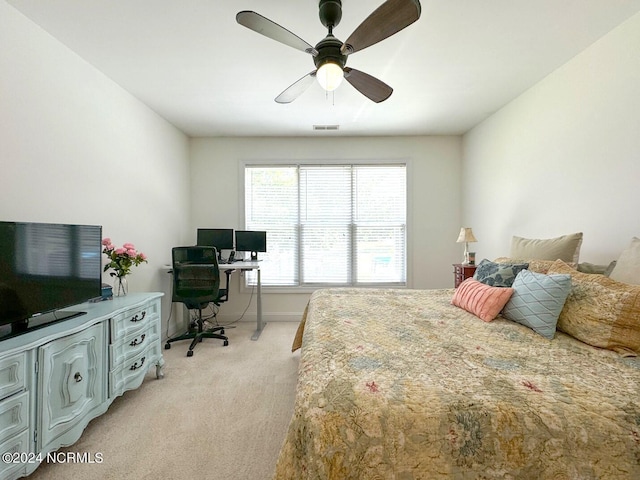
[456,227,477,264]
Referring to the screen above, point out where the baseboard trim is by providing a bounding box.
[215,312,303,323]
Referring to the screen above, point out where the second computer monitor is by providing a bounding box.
[235,230,267,261]
[196,228,234,252]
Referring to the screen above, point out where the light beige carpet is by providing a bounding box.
[29,321,300,480]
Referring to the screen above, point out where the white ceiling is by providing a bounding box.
[6,0,640,137]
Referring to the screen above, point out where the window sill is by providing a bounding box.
[240,284,408,295]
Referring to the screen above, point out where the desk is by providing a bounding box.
[218,261,264,340]
[164,261,264,340]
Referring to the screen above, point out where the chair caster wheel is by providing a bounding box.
[187,350,194,357]
[223,340,229,346]
[198,337,203,342]
[165,343,171,350]
[220,329,225,335]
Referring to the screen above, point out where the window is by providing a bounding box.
[244,163,406,288]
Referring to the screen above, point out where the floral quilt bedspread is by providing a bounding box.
[274,288,640,479]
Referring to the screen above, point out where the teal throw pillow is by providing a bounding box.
[502,269,572,339]
[473,259,529,287]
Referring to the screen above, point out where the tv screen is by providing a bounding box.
[0,221,102,330]
[235,230,267,260]
[196,228,234,251]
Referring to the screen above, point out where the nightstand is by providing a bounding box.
[453,263,477,288]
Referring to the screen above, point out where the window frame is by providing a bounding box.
[238,158,413,293]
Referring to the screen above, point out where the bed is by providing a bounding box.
[274,259,640,479]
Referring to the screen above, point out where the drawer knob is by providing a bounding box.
[129,356,146,371]
[129,334,146,347]
[74,372,83,383]
[130,311,147,323]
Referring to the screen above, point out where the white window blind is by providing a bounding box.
[244,163,406,287]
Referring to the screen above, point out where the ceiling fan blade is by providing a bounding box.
[275,71,317,104]
[236,11,318,56]
[343,68,393,103]
[341,0,421,55]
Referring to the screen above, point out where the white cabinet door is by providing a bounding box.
[37,322,106,453]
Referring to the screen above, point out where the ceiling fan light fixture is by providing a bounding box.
[316,61,344,91]
[237,0,422,103]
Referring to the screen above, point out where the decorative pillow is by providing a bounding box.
[451,278,514,322]
[604,260,617,277]
[473,258,529,287]
[493,257,576,275]
[548,259,640,357]
[502,269,572,339]
[577,262,615,275]
[609,237,640,285]
[510,232,583,263]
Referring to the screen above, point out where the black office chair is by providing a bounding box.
[165,246,232,357]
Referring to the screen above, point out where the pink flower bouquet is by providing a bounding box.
[102,238,148,278]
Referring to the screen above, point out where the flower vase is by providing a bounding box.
[114,276,128,297]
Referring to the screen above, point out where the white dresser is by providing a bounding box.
[0,293,164,480]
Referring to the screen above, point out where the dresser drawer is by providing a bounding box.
[109,320,160,370]
[0,390,29,446]
[110,300,159,340]
[109,341,161,398]
[0,428,30,479]
[0,353,27,402]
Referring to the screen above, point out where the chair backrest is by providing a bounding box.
[171,246,221,307]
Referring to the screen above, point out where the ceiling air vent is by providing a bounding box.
[313,124,340,131]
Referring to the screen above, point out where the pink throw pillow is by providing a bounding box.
[451,278,514,322]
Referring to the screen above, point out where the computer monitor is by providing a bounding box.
[196,228,234,254]
[235,230,267,261]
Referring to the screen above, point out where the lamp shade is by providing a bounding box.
[317,62,344,91]
[456,227,477,243]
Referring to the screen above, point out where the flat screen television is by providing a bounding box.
[0,221,102,337]
[235,230,267,260]
[197,228,234,251]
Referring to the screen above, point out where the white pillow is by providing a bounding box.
[510,232,583,263]
[609,237,640,285]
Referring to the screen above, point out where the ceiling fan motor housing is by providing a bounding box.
[313,35,347,71]
[319,0,342,29]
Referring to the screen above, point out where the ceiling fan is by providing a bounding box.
[236,0,421,104]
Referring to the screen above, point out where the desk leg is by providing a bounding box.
[251,268,264,340]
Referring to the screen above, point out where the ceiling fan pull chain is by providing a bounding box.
[324,89,336,106]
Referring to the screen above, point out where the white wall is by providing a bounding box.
[463,11,640,264]
[190,136,462,321]
[0,2,191,333]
